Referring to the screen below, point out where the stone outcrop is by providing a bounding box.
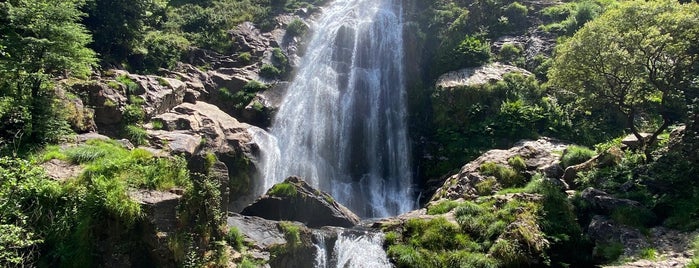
[581,188,645,213]
[436,62,533,88]
[227,213,317,267]
[146,101,263,210]
[429,138,568,202]
[241,177,361,228]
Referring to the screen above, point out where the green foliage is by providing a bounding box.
[272,48,288,67]
[286,19,308,37]
[508,155,527,171]
[435,35,491,75]
[479,162,523,188]
[426,200,460,215]
[260,64,282,79]
[268,182,298,197]
[227,227,245,251]
[498,43,523,65]
[0,0,96,152]
[116,75,140,94]
[123,104,146,124]
[594,242,623,262]
[561,145,595,168]
[279,221,301,247]
[640,248,657,260]
[238,52,252,64]
[135,31,190,72]
[475,177,497,196]
[610,206,656,230]
[123,124,148,146]
[549,0,699,158]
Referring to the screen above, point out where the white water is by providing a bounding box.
[253,0,414,218]
[314,230,391,268]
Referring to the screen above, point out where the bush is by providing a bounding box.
[137,31,190,72]
[498,43,522,64]
[124,125,148,146]
[508,155,526,171]
[561,145,595,168]
[238,52,252,64]
[475,177,497,196]
[227,227,245,251]
[286,19,308,37]
[122,104,145,124]
[260,64,282,78]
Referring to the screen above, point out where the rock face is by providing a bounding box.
[147,101,262,211]
[581,188,645,213]
[130,189,182,268]
[436,62,533,88]
[429,138,568,202]
[241,177,361,228]
[227,213,317,267]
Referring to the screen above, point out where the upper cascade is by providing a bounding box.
[254,0,414,218]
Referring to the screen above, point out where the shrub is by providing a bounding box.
[122,104,145,124]
[138,31,190,72]
[499,43,522,64]
[561,145,595,168]
[286,19,308,37]
[594,242,623,262]
[227,227,245,251]
[479,162,522,187]
[508,155,526,171]
[272,48,288,66]
[260,64,282,78]
[238,52,252,64]
[124,125,148,146]
[475,177,497,196]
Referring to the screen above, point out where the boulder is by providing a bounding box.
[430,138,569,202]
[227,213,316,267]
[241,177,360,228]
[112,71,187,118]
[147,102,264,210]
[436,62,533,88]
[129,189,182,267]
[588,215,649,259]
[581,188,644,213]
[73,81,127,127]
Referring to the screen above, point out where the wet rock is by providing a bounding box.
[241,177,361,228]
[621,133,655,149]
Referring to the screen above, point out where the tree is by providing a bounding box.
[549,0,699,160]
[0,0,96,152]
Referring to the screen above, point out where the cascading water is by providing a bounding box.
[253,0,414,218]
[313,230,391,268]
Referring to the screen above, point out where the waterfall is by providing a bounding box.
[254,0,414,218]
[314,230,391,268]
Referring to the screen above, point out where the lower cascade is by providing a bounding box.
[253,0,415,218]
[314,230,391,268]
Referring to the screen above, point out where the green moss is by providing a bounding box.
[227,227,245,251]
[238,52,252,64]
[268,182,297,197]
[260,64,282,78]
[116,75,139,94]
